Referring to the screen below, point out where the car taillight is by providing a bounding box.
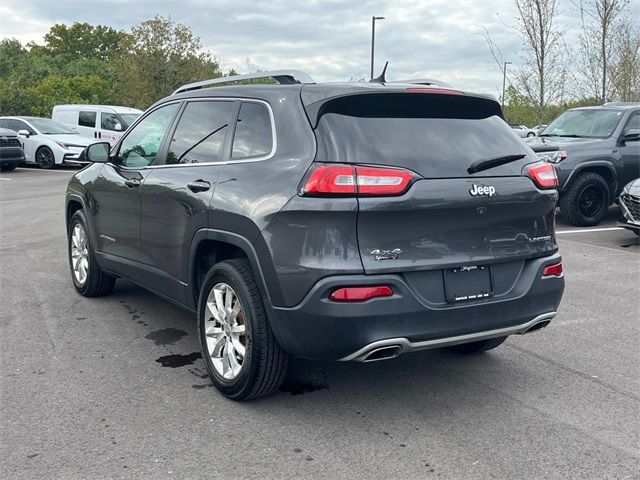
[542,262,563,277]
[527,162,558,189]
[329,285,394,302]
[302,164,413,196]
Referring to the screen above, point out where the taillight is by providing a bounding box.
[527,162,558,189]
[302,164,413,196]
[542,262,563,277]
[329,285,394,302]
[405,87,464,95]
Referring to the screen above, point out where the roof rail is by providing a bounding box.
[602,101,640,107]
[390,78,452,88]
[173,70,316,95]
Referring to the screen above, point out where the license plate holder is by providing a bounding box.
[444,265,493,303]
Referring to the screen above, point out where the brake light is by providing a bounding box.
[542,262,563,277]
[527,162,558,189]
[303,164,413,196]
[405,88,464,95]
[329,285,394,302]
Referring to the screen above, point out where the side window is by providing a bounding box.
[0,119,8,129]
[231,102,273,159]
[117,103,179,168]
[623,112,640,136]
[79,111,96,128]
[7,119,34,134]
[165,101,233,165]
[101,112,121,131]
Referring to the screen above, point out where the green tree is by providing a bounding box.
[111,16,222,108]
[32,22,125,61]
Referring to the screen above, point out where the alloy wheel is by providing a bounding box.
[71,223,89,285]
[579,185,604,218]
[204,283,247,380]
[37,149,54,169]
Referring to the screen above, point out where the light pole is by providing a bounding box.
[370,16,385,79]
[501,61,512,110]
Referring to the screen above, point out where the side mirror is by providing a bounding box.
[17,129,30,138]
[114,123,123,132]
[84,142,111,163]
[622,129,640,142]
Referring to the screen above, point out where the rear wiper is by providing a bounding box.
[467,154,526,175]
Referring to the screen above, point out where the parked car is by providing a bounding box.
[528,102,640,226]
[52,104,143,146]
[66,70,565,400]
[618,178,640,235]
[0,116,92,169]
[533,124,548,135]
[0,127,25,171]
[510,124,537,138]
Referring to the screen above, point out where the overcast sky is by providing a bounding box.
[1,0,639,97]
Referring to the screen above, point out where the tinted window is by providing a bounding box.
[5,119,35,134]
[314,94,528,178]
[166,101,233,165]
[101,112,122,131]
[232,102,273,159]
[117,104,179,168]
[79,111,96,128]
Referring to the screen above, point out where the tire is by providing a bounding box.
[0,163,17,171]
[68,210,115,297]
[559,172,610,226]
[447,336,507,354]
[36,146,55,169]
[527,132,536,138]
[198,259,288,400]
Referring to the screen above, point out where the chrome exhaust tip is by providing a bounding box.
[522,319,551,334]
[361,345,402,362]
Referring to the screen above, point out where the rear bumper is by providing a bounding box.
[268,253,564,361]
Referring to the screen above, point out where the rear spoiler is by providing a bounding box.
[301,89,503,128]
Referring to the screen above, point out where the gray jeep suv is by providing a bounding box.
[66,71,565,400]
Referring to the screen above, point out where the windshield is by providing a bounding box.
[541,109,624,138]
[119,113,141,128]
[28,118,76,135]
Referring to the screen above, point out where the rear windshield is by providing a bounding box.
[314,93,533,178]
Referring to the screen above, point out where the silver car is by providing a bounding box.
[510,124,537,138]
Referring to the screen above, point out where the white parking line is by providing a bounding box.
[0,177,12,181]
[556,227,623,234]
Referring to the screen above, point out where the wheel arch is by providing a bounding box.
[562,161,617,198]
[188,229,273,311]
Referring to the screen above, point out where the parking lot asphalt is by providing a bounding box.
[1,166,639,480]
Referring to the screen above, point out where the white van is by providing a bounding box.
[52,105,143,146]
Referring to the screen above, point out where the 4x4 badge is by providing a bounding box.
[371,248,402,261]
[469,184,496,197]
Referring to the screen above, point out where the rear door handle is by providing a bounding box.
[187,180,211,192]
[124,178,141,188]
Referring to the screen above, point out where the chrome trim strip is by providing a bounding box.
[339,312,557,362]
[112,98,277,170]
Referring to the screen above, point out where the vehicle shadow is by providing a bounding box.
[112,279,530,408]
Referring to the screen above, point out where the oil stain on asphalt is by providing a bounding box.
[145,328,188,346]
[155,352,201,368]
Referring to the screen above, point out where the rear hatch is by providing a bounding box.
[304,89,558,300]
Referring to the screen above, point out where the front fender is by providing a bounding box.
[559,160,617,192]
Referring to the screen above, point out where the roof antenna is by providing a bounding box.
[369,61,388,83]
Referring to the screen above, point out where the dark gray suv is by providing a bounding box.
[66,71,565,400]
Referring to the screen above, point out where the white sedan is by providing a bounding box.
[509,124,538,138]
[0,116,92,169]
